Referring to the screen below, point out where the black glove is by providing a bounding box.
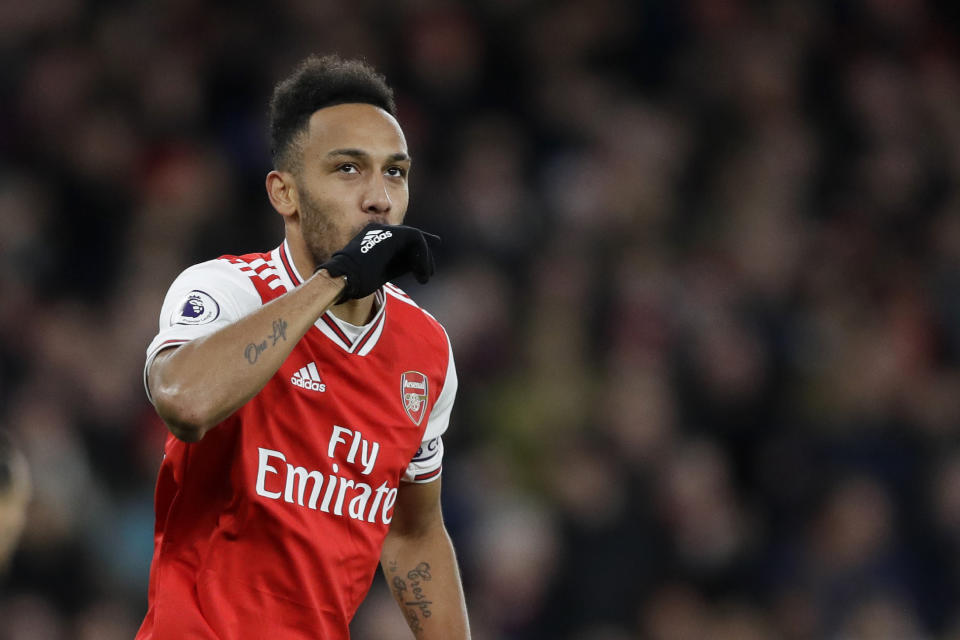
[319,223,440,302]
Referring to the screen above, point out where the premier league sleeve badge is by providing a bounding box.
[171,290,221,326]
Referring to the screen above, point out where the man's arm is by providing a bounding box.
[381,479,470,640]
[148,270,345,442]
[148,223,438,443]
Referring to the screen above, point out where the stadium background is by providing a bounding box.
[2,0,960,638]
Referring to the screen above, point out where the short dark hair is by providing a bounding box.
[268,55,397,172]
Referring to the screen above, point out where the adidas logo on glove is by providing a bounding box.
[319,223,437,302]
[360,229,393,253]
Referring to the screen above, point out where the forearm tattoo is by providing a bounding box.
[244,318,289,364]
[389,560,434,637]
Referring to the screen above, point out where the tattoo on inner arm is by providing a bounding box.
[390,562,433,636]
[244,318,289,364]
[269,318,288,345]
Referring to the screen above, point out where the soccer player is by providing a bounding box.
[136,56,470,639]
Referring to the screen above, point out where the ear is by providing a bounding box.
[266,170,299,219]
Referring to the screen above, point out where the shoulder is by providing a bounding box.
[217,250,290,296]
[162,254,268,319]
[175,253,273,280]
[384,283,449,344]
[167,249,286,293]
[217,250,278,270]
[170,258,244,291]
[169,257,259,297]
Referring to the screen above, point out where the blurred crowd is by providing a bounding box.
[2,0,960,638]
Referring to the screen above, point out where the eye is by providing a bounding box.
[337,163,359,174]
[385,166,407,178]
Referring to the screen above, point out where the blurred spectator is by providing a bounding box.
[0,430,30,573]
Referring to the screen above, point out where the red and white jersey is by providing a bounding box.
[136,240,456,640]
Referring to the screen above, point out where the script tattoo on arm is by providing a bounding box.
[244,318,289,364]
[269,318,288,345]
[390,562,433,638]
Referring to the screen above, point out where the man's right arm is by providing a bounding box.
[148,270,344,442]
[149,222,438,443]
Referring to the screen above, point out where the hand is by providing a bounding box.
[319,223,440,302]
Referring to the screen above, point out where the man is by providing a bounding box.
[137,55,470,639]
[0,429,30,574]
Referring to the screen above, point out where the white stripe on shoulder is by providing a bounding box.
[219,257,254,273]
[384,282,414,299]
[218,255,288,294]
[174,258,262,313]
[384,285,420,308]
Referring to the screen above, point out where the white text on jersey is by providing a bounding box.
[328,425,380,475]
[291,362,326,392]
[256,447,397,525]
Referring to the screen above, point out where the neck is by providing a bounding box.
[330,296,377,326]
[285,232,377,326]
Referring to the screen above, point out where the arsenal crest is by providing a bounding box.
[401,371,429,426]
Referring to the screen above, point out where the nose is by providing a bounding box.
[361,175,392,215]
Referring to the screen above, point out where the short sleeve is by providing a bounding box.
[143,259,262,402]
[402,333,457,483]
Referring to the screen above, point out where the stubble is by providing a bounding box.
[296,180,390,270]
[297,183,348,268]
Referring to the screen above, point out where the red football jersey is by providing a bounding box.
[136,242,456,639]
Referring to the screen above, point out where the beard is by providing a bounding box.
[297,181,392,271]
[297,184,363,269]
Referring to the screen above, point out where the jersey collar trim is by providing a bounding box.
[275,240,387,355]
[278,239,304,287]
[316,290,387,355]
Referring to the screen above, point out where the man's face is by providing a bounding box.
[293,103,410,266]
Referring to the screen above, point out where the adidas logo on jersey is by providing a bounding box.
[360,229,392,253]
[291,362,326,392]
